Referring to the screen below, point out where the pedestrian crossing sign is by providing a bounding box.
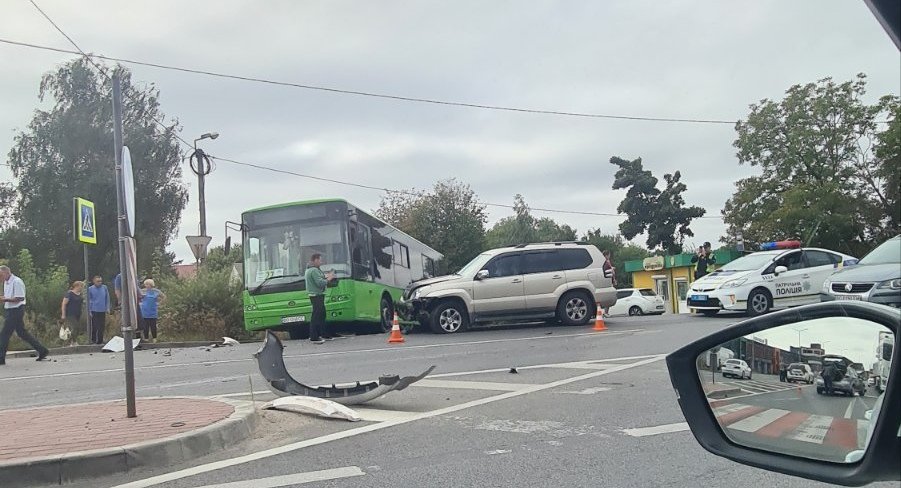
[74,197,97,244]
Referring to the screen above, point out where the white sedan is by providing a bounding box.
[721,359,753,380]
[688,245,856,317]
[606,288,666,316]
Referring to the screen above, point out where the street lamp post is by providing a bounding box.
[792,327,809,350]
[191,132,218,238]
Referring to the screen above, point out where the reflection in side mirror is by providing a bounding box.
[696,316,893,464]
[774,265,788,275]
[475,269,490,280]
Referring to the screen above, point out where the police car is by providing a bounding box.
[688,241,857,317]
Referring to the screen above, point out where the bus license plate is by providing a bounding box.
[691,294,708,301]
[281,316,305,324]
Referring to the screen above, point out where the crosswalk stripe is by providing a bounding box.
[789,415,834,444]
[718,406,767,426]
[754,411,809,439]
[728,408,792,433]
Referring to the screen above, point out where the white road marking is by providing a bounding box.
[413,379,534,391]
[622,422,689,437]
[189,466,365,488]
[562,387,612,395]
[844,397,859,419]
[351,408,421,422]
[0,329,645,383]
[112,354,665,488]
[728,409,791,433]
[713,403,753,416]
[790,415,834,444]
[485,449,512,455]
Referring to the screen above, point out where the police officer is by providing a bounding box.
[691,242,717,280]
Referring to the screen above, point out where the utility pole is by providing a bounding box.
[191,133,218,240]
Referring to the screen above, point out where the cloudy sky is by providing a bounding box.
[1,0,898,262]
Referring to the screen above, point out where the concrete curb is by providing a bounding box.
[706,387,742,399]
[0,397,259,487]
[6,340,262,359]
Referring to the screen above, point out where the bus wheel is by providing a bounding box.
[380,296,395,333]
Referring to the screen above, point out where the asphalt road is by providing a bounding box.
[2,312,896,488]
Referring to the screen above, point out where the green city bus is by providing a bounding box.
[241,199,443,338]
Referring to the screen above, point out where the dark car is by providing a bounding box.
[821,235,901,308]
[815,355,866,396]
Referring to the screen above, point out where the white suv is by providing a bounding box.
[786,363,814,384]
[400,242,617,333]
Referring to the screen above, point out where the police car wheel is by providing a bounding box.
[746,289,772,317]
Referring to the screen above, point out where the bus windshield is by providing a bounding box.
[244,219,350,291]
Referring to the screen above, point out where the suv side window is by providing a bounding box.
[639,289,656,297]
[522,251,562,274]
[804,250,838,267]
[616,290,633,299]
[483,253,521,278]
[558,248,593,270]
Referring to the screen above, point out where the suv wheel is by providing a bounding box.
[430,301,469,334]
[628,306,643,316]
[558,291,592,326]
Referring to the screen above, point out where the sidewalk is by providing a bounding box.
[0,397,259,487]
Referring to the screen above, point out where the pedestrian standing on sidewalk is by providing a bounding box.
[87,275,111,345]
[0,265,49,365]
[304,253,335,345]
[60,281,84,346]
[139,279,166,343]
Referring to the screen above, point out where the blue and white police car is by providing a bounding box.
[688,241,857,317]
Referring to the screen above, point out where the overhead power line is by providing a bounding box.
[20,2,725,221]
[0,37,738,125]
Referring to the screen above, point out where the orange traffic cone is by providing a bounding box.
[593,304,607,331]
[388,312,406,344]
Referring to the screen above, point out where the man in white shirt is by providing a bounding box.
[0,265,49,365]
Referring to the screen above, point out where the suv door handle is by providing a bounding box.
[551,275,563,280]
[802,274,810,279]
[511,278,522,283]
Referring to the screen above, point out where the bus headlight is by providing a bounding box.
[245,304,256,311]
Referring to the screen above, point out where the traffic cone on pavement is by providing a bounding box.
[593,304,608,331]
[388,312,406,344]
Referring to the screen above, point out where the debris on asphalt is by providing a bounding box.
[509,368,518,374]
[262,396,362,422]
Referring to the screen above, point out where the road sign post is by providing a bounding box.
[112,76,137,418]
[186,235,213,272]
[73,197,97,346]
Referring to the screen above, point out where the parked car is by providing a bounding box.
[815,355,867,396]
[605,288,666,316]
[688,242,856,317]
[721,359,752,379]
[821,235,900,308]
[786,363,814,384]
[400,242,617,333]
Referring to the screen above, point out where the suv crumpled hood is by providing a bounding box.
[830,263,900,283]
[404,274,462,297]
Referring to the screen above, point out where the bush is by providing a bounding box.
[157,269,254,342]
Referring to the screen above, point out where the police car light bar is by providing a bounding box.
[760,240,802,250]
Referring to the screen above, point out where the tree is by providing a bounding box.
[874,99,900,236]
[484,195,577,248]
[724,75,899,255]
[583,230,650,288]
[203,244,243,274]
[5,58,188,280]
[610,156,706,254]
[376,179,487,272]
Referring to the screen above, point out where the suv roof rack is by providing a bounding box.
[512,241,592,249]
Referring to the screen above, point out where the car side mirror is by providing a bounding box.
[475,270,490,280]
[774,265,788,276]
[667,302,899,486]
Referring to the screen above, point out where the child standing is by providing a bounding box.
[139,279,166,343]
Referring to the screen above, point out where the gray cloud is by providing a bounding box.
[1,0,898,263]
